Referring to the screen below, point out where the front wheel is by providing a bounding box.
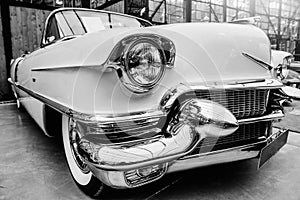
[62,115,106,198]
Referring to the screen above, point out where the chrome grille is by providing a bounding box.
[77,118,162,144]
[191,121,269,154]
[188,89,269,119]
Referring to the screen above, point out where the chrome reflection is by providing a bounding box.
[174,99,239,138]
[78,99,238,170]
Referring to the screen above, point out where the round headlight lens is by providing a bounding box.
[126,42,164,86]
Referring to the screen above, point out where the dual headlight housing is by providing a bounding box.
[106,34,176,94]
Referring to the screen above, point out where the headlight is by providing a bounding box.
[105,34,176,94]
[126,41,164,87]
[274,56,292,80]
[281,57,290,78]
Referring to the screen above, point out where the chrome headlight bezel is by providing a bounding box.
[105,34,176,94]
[274,56,292,81]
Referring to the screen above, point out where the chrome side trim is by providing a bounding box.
[11,79,283,124]
[13,82,73,114]
[31,65,99,72]
[11,82,165,123]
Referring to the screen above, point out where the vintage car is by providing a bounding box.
[9,8,290,197]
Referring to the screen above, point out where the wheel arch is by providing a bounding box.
[43,104,63,138]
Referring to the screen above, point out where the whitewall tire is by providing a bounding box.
[62,115,106,198]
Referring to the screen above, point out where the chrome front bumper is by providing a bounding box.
[82,128,288,188]
[71,80,286,188]
[77,103,286,188]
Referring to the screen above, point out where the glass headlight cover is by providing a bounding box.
[126,41,164,87]
[105,33,176,94]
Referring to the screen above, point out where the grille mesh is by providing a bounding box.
[185,88,270,154]
[188,89,269,119]
[191,121,269,154]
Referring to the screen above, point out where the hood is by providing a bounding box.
[24,22,272,82]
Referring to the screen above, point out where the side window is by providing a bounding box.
[44,16,61,45]
[62,10,85,35]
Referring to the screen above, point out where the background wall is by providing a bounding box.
[10,7,50,58]
[0,4,9,101]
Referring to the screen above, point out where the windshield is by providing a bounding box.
[42,9,152,46]
[57,10,151,36]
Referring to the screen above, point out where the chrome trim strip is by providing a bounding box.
[242,52,273,71]
[12,82,165,123]
[12,79,283,123]
[238,110,284,124]
[189,80,282,90]
[167,144,261,173]
[14,82,73,114]
[31,65,100,72]
[160,79,282,110]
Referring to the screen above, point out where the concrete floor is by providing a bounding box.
[1,101,300,200]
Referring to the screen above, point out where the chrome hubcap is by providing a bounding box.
[69,119,89,173]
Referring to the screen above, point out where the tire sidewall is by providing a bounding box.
[62,115,105,197]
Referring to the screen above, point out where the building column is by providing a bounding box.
[185,0,192,22]
[223,0,227,22]
[0,1,13,100]
[276,0,282,50]
[249,0,256,17]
